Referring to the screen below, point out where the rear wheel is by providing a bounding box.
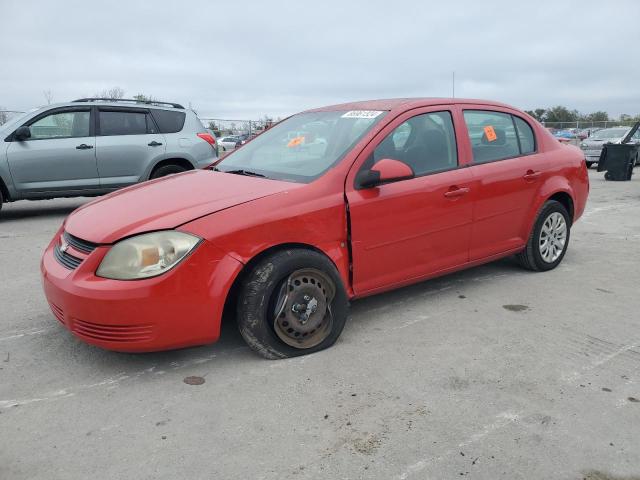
[516,200,571,272]
[150,164,187,179]
[237,249,349,359]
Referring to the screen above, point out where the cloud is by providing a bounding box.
[1,0,639,118]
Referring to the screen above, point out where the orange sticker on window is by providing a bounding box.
[483,126,497,142]
[287,136,305,147]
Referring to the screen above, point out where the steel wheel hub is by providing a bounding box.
[272,268,335,349]
[539,212,567,263]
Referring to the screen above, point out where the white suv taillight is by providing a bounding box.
[197,132,216,148]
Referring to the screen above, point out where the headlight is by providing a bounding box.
[97,231,201,280]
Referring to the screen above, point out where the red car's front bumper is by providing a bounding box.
[41,229,243,352]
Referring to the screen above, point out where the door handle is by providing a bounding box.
[523,170,542,181]
[76,144,93,150]
[148,141,163,147]
[443,186,470,198]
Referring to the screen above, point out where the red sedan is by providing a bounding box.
[41,98,589,358]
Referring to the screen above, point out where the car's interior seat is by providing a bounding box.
[473,126,515,162]
[403,127,452,175]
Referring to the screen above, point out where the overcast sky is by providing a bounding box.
[1,0,639,120]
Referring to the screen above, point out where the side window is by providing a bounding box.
[99,110,148,136]
[514,116,536,154]
[463,110,520,163]
[29,110,90,140]
[370,111,458,176]
[151,109,186,134]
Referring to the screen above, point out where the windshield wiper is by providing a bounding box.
[224,169,267,178]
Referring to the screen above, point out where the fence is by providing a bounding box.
[542,120,638,131]
[198,117,277,136]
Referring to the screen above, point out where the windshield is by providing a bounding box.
[591,128,627,140]
[216,110,387,183]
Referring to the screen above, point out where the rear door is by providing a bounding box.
[345,107,475,295]
[95,107,166,188]
[6,107,99,194]
[461,108,548,260]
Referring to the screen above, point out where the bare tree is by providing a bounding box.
[43,90,53,104]
[93,86,125,99]
[0,107,8,126]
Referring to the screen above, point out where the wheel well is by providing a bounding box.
[548,192,574,222]
[149,158,194,178]
[0,176,10,202]
[221,243,336,325]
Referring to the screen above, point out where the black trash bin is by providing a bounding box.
[597,122,639,181]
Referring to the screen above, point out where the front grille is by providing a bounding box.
[49,302,65,324]
[72,319,154,343]
[63,231,98,254]
[53,244,83,270]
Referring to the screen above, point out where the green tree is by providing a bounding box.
[581,111,609,122]
[133,93,156,102]
[544,106,579,124]
[525,109,546,122]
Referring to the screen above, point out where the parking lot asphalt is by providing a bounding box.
[1,169,639,480]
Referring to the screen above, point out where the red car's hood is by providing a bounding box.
[64,170,300,244]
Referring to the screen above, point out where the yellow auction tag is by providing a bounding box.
[484,126,497,142]
[287,136,305,147]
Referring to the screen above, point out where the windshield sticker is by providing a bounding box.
[287,136,305,147]
[484,125,497,142]
[341,110,384,119]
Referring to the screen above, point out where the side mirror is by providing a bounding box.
[14,126,31,141]
[356,158,414,189]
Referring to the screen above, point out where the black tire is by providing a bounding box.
[237,249,349,359]
[516,200,571,272]
[585,161,594,169]
[150,164,187,179]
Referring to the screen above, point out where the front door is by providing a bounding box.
[346,108,474,295]
[6,107,99,194]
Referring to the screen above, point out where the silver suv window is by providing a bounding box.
[29,110,90,139]
[99,110,156,136]
[151,109,186,133]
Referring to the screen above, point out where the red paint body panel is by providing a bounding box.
[41,226,243,351]
[41,98,589,352]
[65,169,300,244]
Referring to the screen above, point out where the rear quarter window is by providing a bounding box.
[514,116,536,154]
[151,109,186,134]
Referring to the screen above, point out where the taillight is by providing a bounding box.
[197,132,216,147]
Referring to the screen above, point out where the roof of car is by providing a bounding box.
[304,97,515,113]
[40,100,185,112]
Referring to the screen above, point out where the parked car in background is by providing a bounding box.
[0,98,217,212]
[580,126,640,167]
[217,136,241,152]
[553,129,576,140]
[42,98,588,359]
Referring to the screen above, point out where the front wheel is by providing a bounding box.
[237,249,349,359]
[516,200,571,272]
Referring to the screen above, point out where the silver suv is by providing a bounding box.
[0,98,217,212]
